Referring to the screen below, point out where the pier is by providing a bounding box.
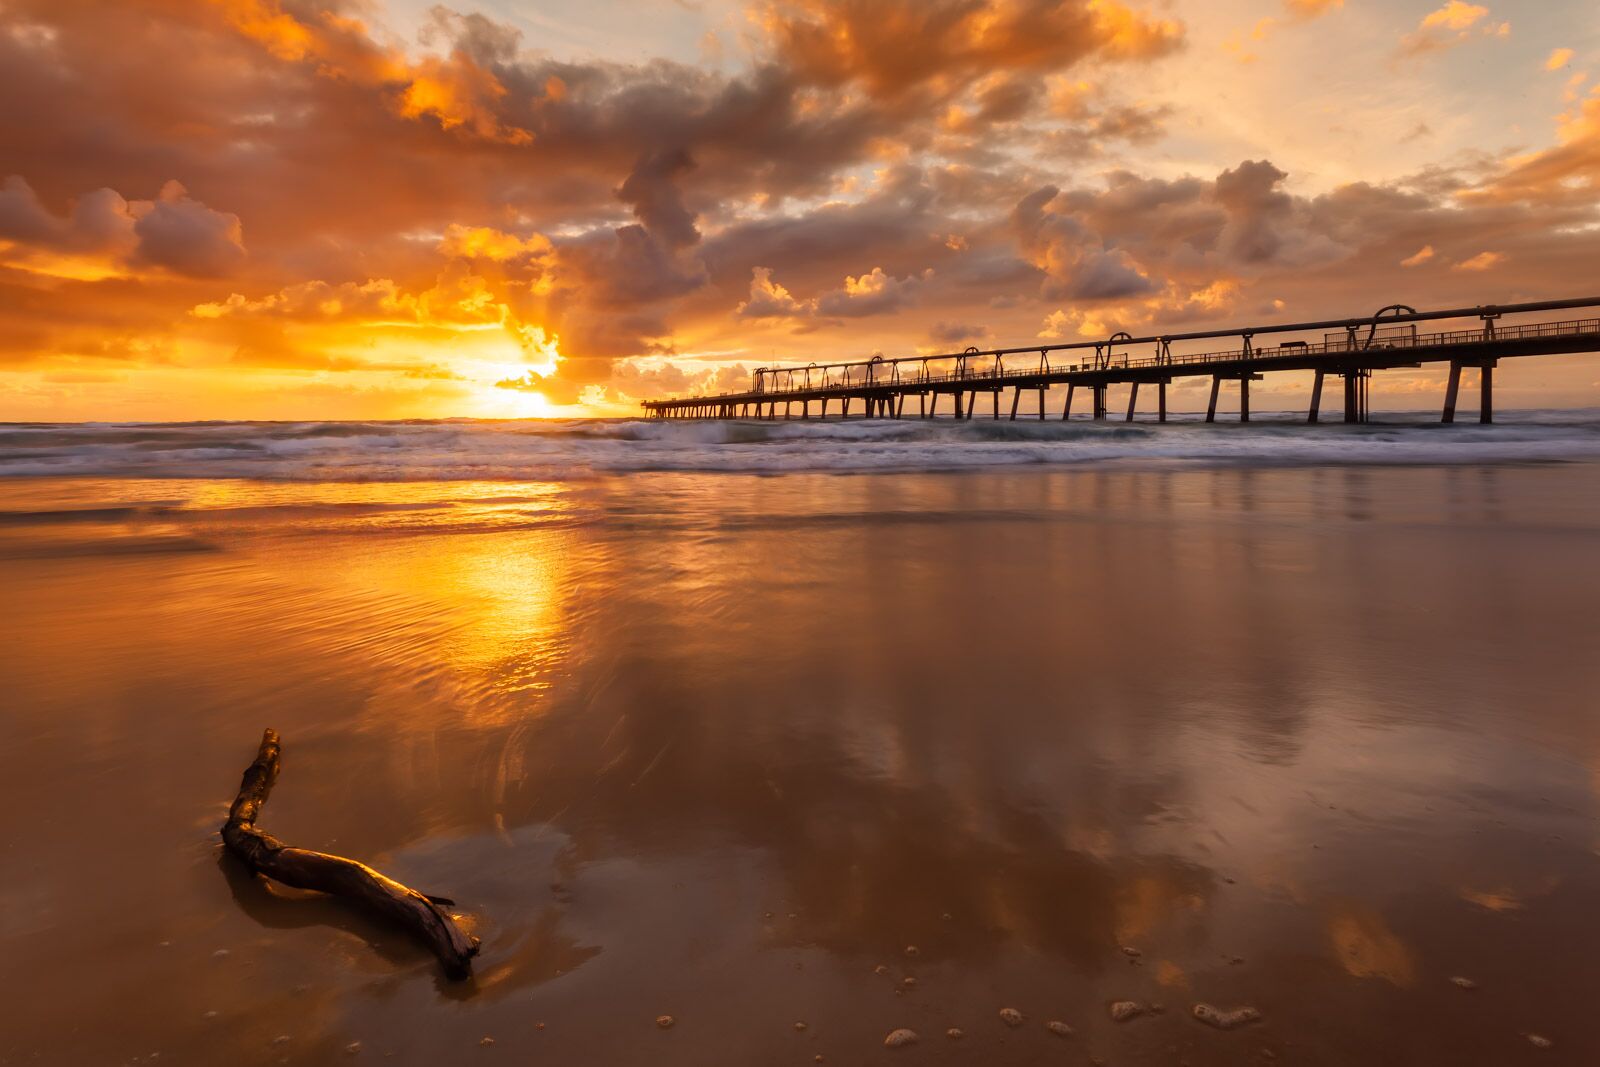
[642,297,1600,424]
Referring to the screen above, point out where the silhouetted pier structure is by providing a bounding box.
[642,298,1600,424]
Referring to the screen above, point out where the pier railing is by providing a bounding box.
[642,297,1600,425]
[728,316,1600,397]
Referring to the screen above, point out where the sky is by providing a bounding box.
[1,0,1598,420]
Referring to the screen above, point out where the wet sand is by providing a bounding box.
[2,463,1599,1065]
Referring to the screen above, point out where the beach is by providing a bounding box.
[3,417,1600,1065]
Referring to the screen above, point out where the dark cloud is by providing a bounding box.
[1,0,1597,413]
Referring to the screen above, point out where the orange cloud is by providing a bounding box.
[1284,0,1343,16]
[214,0,533,143]
[1399,2,1508,57]
[1453,250,1504,271]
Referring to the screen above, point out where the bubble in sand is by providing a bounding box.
[655,1016,675,1030]
[212,949,230,959]
[1450,976,1477,990]
[202,1011,218,1021]
[1109,1001,1144,1022]
[1527,1034,1552,1049]
[1045,1021,1074,1037]
[272,1036,291,1046]
[1192,1003,1261,1030]
[999,1008,1025,1027]
[884,1028,919,1048]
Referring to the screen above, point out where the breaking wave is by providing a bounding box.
[3,411,1600,481]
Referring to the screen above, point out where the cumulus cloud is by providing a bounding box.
[756,0,1183,101]
[0,176,243,277]
[1399,2,1509,58]
[1012,185,1158,301]
[815,266,932,317]
[736,267,811,320]
[130,181,247,277]
[734,264,932,322]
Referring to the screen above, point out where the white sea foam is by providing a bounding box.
[3,411,1600,481]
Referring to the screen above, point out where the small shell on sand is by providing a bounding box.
[874,964,890,975]
[999,1008,1025,1027]
[1045,1021,1075,1037]
[655,1016,675,1030]
[478,1036,495,1047]
[1450,976,1477,990]
[345,1042,362,1055]
[1527,1034,1552,1049]
[1109,1001,1145,1022]
[794,1022,808,1031]
[904,945,920,957]
[1120,946,1142,957]
[1192,1004,1261,1030]
[946,1028,964,1040]
[884,1028,919,1048]
[902,977,917,988]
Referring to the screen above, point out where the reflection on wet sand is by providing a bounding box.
[2,465,1599,1064]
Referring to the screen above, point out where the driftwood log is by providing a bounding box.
[221,728,480,980]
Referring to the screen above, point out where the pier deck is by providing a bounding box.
[642,298,1600,424]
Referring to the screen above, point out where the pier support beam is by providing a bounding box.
[1206,376,1220,423]
[1442,362,1461,423]
[1062,383,1075,420]
[1158,381,1167,423]
[1480,363,1494,423]
[1092,385,1108,421]
[1343,373,1357,423]
[1240,376,1250,423]
[1308,370,1324,424]
[1010,387,1021,420]
[1038,386,1047,420]
[1125,382,1140,422]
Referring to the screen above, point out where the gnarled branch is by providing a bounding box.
[221,729,480,980]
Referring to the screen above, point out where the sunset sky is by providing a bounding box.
[2,0,1598,420]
